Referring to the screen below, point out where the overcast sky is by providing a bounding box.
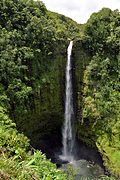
[42,0,120,23]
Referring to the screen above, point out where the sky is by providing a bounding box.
[42,0,120,24]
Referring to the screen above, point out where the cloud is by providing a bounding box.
[42,0,120,23]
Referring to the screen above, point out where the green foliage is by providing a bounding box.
[0,0,80,125]
[0,106,30,159]
[63,164,78,180]
[1,0,119,178]
[0,106,67,179]
[84,8,120,54]
[0,0,81,145]
[0,0,81,179]
[77,8,120,177]
[47,11,81,40]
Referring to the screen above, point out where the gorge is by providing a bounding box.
[0,0,120,179]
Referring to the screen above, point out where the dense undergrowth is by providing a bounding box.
[0,0,80,146]
[77,8,120,177]
[0,0,120,179]
[0,106,67,179]
[0,0,80,179]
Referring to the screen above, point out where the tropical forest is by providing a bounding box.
[0,0,120,179]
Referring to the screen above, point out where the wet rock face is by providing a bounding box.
[13,40,91,152]
[72,40,91,123]
[13,44,67,146]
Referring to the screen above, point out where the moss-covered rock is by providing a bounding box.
[75,8,120,178]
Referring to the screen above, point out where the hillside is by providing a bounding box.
[0,0,120,179]
[75,8,120,177]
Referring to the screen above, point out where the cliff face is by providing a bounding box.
[0,1,120,177]
[74,8,120,177]
[73,40,91,123]
[14,44,67,147]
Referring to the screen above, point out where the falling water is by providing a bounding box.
[58,42,104,179]
[60,41,75,162]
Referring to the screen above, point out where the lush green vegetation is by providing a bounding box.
[0,0,80,145]
[77,8,120,177]
[0,0,120,179]
[0,106,67,179]
[0,0,80,179]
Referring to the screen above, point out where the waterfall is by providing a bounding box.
[60,41,75,162]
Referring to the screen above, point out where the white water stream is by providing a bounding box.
[60,41,75,162]
[58,41,104,178]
